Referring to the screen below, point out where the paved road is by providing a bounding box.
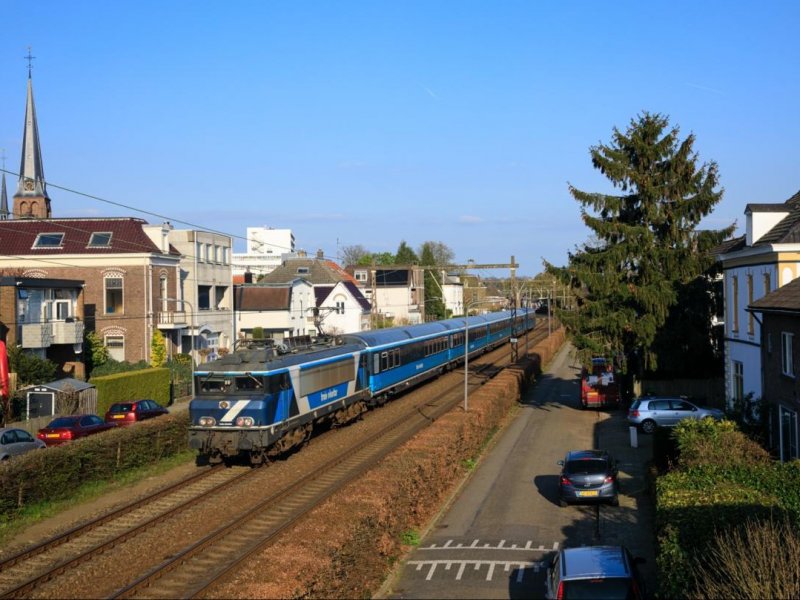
[379,343,656,599]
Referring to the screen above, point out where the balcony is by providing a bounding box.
[20,320,85,349]
[157,310,188,329]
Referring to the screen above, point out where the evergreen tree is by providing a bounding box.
[150,329,167,368]
[8,344,57,386]
[420,242,446,320]
[395,240,418,265]
[84,330,109,375]
[546,112,733,379]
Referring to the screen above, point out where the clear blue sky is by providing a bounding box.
[1,1,798,276]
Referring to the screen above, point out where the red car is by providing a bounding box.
[37,414,117,446]
[104,399,169,426]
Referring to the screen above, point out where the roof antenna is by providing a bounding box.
[24,46,36,78]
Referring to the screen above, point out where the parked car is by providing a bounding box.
[36,414,117,446]
[546,545,646,600]
[627,396,724,434]
[558,449,619,507]
[0,427,46,460]
[104,399,169,426]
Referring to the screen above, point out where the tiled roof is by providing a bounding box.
[314,285,333,307]
[712,235,746,257]
[752,190,800,246]
[234,285,290,311]
[750,276,800,313]
[260,258,347,285]
[0,218,177,255]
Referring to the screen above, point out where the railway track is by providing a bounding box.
[0,466,252,599]
[113,325,549,599]
[1,323,549,599]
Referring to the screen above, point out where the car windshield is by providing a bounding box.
[47,417,79,428]
[109,404,134,412]
[563,577,633,599]
[565,459,608,475]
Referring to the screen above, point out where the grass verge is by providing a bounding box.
[0,450,196,547]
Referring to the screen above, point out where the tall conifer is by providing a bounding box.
[546,112,733,376]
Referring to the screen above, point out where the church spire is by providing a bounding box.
[14,48,51,219]
[0,174,8,220]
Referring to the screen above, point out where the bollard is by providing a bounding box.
[629,426,638,448]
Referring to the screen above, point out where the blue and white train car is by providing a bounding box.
[188,309,534,465]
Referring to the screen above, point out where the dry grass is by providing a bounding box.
[690,518,800,600]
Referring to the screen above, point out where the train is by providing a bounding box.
[188,309,535,465]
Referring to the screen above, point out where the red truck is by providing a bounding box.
[580,357,620,409]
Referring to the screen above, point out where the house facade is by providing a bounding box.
[349,265,425,325]
[167,229,234,357]
[0,276,85,378]
[718,191,800,409]
[749,277,800,462]
[234,279,316,342]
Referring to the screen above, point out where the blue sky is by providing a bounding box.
[1,1,798,276]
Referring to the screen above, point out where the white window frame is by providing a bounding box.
[105,334,125,361]
[732,360,744,402]
[104,277,124,315]
[782,332,794,377]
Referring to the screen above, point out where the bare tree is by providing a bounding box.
[418,241,455,267]
[340,244,370,267]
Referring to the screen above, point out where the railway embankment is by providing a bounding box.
[211,327,566,599]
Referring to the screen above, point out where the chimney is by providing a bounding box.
[316,249,324,259]
[244,269,253,284]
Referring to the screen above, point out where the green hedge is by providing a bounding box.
[90,367,171,416]
[0,413,190,523]
[656,419,800,597]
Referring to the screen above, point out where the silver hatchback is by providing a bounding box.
[627,397,724,434]
[0,427,46,461]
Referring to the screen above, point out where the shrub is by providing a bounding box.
[673,418,770,470]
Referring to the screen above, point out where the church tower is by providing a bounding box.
[13,57,51,220]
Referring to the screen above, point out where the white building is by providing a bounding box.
[234,279,316,341]
[167,229,234,360]
[349,266,425,325]
[313,281,372,335]
[719,190,800,409]
[232,227,295,280]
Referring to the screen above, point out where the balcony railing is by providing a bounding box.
[157,310,188,328]
[20,320,85,349]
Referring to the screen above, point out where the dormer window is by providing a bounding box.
[33,233,64,248]
[88,232,113,247]
[297,267,310,274]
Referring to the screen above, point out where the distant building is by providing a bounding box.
[348,265,425,325]
[231,226,295,280]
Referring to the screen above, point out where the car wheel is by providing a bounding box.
[559,498,568,508]
[641,419,657,434]
[610,495,619,507]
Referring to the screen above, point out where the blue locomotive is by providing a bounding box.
[188,309,534,465]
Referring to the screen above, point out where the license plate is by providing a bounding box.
[577,490,599,497]
[46,433,60,438]
[112,415,125,419]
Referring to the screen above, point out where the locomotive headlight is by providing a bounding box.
[198,416,216,427]
[235,416,254,427]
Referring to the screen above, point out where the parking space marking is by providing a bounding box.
[409,559,545,582]
[422,539,558,552]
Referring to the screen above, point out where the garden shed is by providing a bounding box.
[21,377,98,420]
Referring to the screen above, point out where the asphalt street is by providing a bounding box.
[379,343,656,599]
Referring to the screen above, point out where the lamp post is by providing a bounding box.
[463,299,502,412]
[161,297,195,399]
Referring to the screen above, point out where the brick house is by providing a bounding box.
[0,218,183,363]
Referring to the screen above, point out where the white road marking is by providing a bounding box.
[407,560,544,582]
[420,539,557,552]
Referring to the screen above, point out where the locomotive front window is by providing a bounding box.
[234,375,264,392]
[199,376,231,394]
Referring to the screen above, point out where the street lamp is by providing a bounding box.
[161,297,195,399]
[463,299,504,412]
